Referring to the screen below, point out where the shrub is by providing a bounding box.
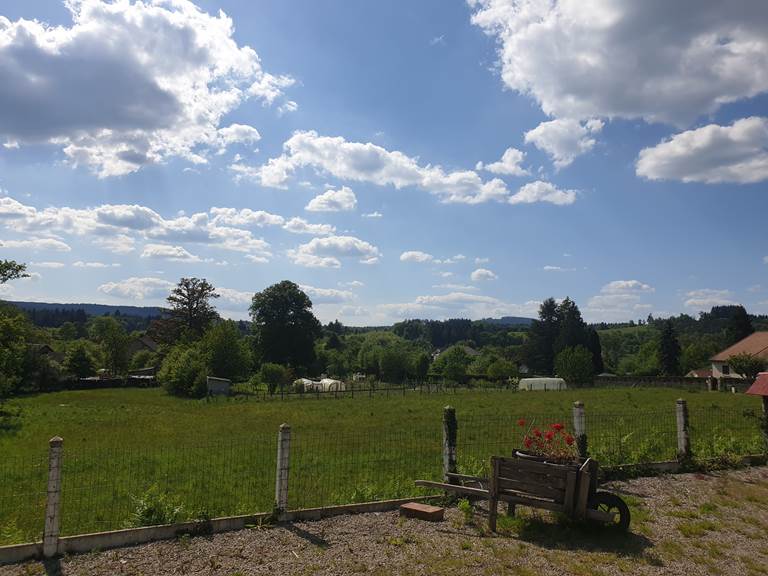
[128,485,184,527]
[555,345,595,386]
[201,321,252,381]
[259,363,291,395]
[158,345,207,398]
[129,349,156,371]
[66,343,95,378]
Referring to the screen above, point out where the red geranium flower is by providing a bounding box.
[517,418,526,427]
[533,428,542,438]
[551,423,564,431]
[544,430,555,441]
[524,436,533,449]
[565,434,575,446]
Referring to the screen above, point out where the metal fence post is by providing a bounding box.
[572,401,587,458]
[676,399,691,462]
[442,406,457,483]
[43,436,63,558]
[274,424,291,520]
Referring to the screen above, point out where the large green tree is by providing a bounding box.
[167,277,220,337]
[726,306,754,346]
[201,321,252,381]
[523,298,561,375]
[555,345,595,386]
[250,281,321,370]
[89,316,129,376]
[728,352,764,381]
[658,320,681,376]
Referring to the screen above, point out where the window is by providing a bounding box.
[722,364,730,375]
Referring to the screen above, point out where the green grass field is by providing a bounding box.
[0,386,764,545]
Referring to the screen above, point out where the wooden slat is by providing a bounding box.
[585,508,616,524]
[499,460,572,479]
[499,495,566,514]
[499,456,579,472]
[563,470,577,513]
[445,473,487,483]
[574,459,592,519]
[488,457,500,532]
[497,466,569,490]
[414,480,488,497]
[496,477,565,501]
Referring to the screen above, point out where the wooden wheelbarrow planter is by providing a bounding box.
[416,452,630,531]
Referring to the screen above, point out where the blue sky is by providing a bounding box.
[0,0,767,324]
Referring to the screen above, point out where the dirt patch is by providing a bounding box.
[4,466,768,576]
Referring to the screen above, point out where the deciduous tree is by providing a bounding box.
[167,277,220,337]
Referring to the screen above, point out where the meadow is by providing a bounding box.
[0,386,764,545]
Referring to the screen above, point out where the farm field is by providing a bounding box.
[0,386,764,545]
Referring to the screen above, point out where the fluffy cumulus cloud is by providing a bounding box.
[525,119,603,168]
[98,276,174,300]
[299,284,355,304]
[476,147,529,176]
[636,117,768,184]
[586,279,655,321]
[400,251,434,263]
[468,0,768,126]
[288,235,381,268]
[0,0,293,176]
[233,130,512,204]
[73,261,120,268]
[305,186,357,212]
[282,217,336,236]
[684,289,738,309]
[508,181,577,205]
[0,195,273,262]
[140,243,202,262]
[471,268,498,281]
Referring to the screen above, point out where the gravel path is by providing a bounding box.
[3,466,768,576]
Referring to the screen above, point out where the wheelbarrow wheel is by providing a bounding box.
[589,491,630,531]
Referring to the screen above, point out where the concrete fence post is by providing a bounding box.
[274,424,291,520]
[572,401,587,458]
[676,399,691,462]
[43,436,63,558]
[442,406,457,483]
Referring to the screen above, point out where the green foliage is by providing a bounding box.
[487,358,518,380]
[58,322,78,341]
[201,321,252,381]
[259,362,291,395]
[129,349,156,371]
[250,281,321,371]
[554,345,595,385]
[0,260,28,284]
[127,485,184,527]
[616,339,660,376]
[659,320,681,376]
[457,498,474,525]
[158,345,207,398]
[435,346,470,382]
[727,352,764,381]
[167,277,220,336]
[89,316,129,376]
[725,306,753,346]
[66,343,96,378]
[0,305,31,400]
[412,352,431,380]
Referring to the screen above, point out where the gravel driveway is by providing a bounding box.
[3,466,768,576]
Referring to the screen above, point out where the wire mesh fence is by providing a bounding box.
[689,406,765,459]
[289,425,442,509]
[1,402,765,547]
[59,434,276,536]
[0,450,48,546]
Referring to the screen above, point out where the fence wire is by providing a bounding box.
[585,410,678,465]
[689,406,765,458]
[59,434,276,536]
[289,426,442,509]
[0,451,48,546]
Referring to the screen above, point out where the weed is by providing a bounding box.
[457,498,474,525]
[127,484,184,528]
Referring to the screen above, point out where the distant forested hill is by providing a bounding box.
[8,301,165,318]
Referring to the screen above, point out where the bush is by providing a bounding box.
[555,345,595,386]
[129,349,156,371]
[127,485,184,527]
[158,345,207,398]
[66,343,95,378]
[259,363,291,395]
[201,321,252,381]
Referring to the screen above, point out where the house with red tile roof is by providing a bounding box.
[710,332,768,378]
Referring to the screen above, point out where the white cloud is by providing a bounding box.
[216,124,262,152]
[288,235,381,268]
[362,211,383,219]
[469,0,768,126]
[379,291,540,321]
[525,118,603,168]
[475,257,490,264]
[305,186,358,212]
[586,279,655,321]
[684,289,738,309]
[217,287,253,306]
[543,265,575,272]
[0,0,294,176]
[509,181,577,205]
[30,261,65,269]
[476,147,529,176]
[299,285,355,304]
[283,217,336,236]
[235,130,512,204]
[210,207,284,228]
[433,283,478,291]
[400,251,434,263]
[278,100,299,115]
[0,237,71,252]
[339,280,365,288]
[636,117,768,184]
[471,268,498,281]
[140,244,202,262]
[93,235,136,254]
[98,277,174,300]
[73,261,120,268]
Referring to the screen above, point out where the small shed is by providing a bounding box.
[519,377,567,391]
[745,372,768,414]
[207,376,231,396]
